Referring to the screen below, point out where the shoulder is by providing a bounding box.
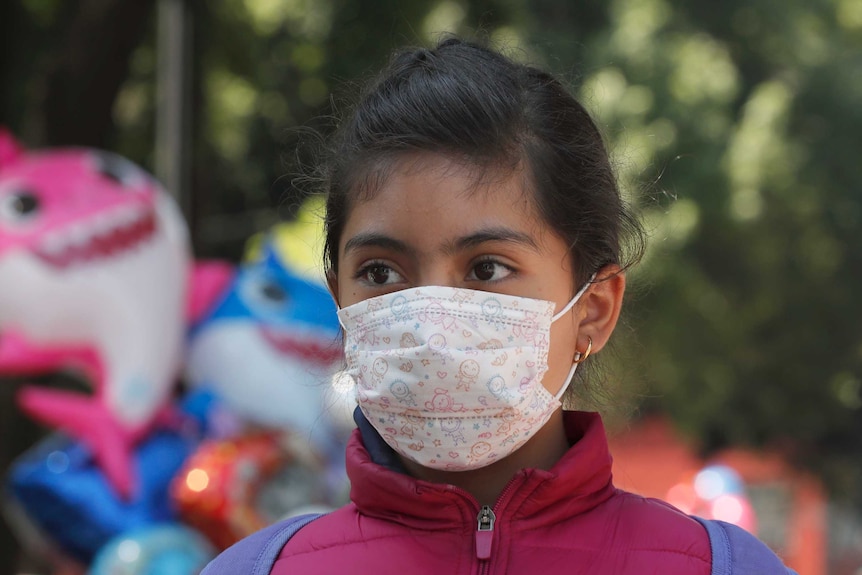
[606,491,796,574]
[607,490,712,552]
[200,513,324,575]
[694,518,798,575]
[530,489,712,573]
[280,504,363,551]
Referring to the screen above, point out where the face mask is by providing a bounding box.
[337,278,593,471]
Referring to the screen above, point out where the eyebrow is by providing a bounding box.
[445,227,541,254]
[342,227,540,257]
[342,232,416,256]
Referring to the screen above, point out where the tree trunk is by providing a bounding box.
[33,0,155,148]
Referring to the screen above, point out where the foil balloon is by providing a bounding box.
[170,432,330,550]
[88,523,216,575]
[7,426,198,563]
[0,128,191,498]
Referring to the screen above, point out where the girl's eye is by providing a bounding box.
[361,264,403,285]
[468,260,512,282]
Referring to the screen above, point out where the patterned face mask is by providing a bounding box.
[337,278,592,471]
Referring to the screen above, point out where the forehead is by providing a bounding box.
[341,153,543,240]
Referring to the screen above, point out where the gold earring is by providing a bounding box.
[572,336,593,364]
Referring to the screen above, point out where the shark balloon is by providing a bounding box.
[175,226,352,548]
[185,239,348,452]
[0,128,191,498]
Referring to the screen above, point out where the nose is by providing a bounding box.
[415,260,459,289]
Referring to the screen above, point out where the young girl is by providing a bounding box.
[204,38,795,575]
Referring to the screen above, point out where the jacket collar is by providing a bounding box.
[347,408,616,528]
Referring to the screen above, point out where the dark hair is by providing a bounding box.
[322,37,644,286]
[320,37,645,406]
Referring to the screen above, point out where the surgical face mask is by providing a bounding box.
[337,279,592,471]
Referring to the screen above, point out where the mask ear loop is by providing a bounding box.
[554,362,580,401]
[554,337,593,402]
[551,272,597,322]
[550,273,597,402]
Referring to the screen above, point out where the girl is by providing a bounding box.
[204,38,795,575]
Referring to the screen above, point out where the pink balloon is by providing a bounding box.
[0,130,191,499]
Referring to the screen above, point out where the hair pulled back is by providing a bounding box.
[322,37,644,292]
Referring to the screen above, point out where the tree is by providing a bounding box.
[521,0,862,502]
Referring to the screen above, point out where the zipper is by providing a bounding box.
[455,473,523,566]
[475,505,495,560]
[445,473,526,571]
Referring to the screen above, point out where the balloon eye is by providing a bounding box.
[0,190,40,221]
[240,271,292,313]
[261,281,288,303]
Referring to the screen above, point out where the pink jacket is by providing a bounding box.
[270,411,712,574]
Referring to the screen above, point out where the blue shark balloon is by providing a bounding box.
[184,238,348,453]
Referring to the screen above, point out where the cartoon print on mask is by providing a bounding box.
[355,325,380,347]
[479,297,511,330]
[399,332,418,348]
[478,338,508,366]
[424,388,465,413]
[511,311,548,348]
[398,360,413,373]
[467,441,493,465]
[389,380,417,406]
[455,359,480,391]
[400,408,424,438]
[426,333,454,364]
[371,357,389,386]
[355,369,374,391]
[388,294,409,317]
[486,375,512,403]
[440,417,466,446]
[451,289,470,304]
[496,407,520,436]
[480,298,503,318]
[521,375,546,410]
[417,301,457,332]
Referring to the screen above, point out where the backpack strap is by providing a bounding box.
[200,513,323,575]
[694,517,799,575]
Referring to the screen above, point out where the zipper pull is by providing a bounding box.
[475,505,495,560]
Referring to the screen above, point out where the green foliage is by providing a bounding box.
[522,0,862,501]
[184,0,524,258]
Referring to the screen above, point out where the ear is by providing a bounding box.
[326,269,340,308]
[575,265,626,355]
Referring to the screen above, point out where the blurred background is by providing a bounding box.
[1,0,861,573]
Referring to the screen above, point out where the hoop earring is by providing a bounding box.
[572,336,593,364]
